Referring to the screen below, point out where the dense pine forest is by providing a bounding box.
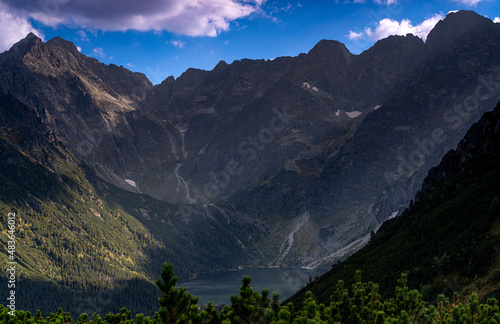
[2,262,500,323]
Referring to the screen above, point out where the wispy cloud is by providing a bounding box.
[92,47,106,58]
[1,0,265,37]
[337,0,396,3]
[348,13,444,42]
[262,1,304,24]
[170,40,186,48]
[0,1,43,52]
[348,30,364,40]
[373,0,398,5]
[77,30,89,42]
[451,0,484,6]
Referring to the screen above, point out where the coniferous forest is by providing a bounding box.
[2,263,500,324]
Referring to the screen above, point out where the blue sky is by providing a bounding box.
[0,0,498,84]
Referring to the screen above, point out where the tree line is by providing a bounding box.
[2,263,500,323]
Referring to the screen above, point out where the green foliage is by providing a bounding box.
[221,275,274,323]
[156,263,199,324]
[2,266,500,323]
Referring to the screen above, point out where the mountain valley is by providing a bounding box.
[0,9,500,315]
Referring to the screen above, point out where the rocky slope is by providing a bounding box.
[1,10,500,274]
[287,101,500,306]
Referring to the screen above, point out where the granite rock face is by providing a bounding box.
[1,10,500,269]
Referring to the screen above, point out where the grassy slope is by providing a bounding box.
[286,148,500,307]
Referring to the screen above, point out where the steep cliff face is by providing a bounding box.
[134,35,424,204]
[1,10,500,271]
[0,33,155,193]
[312,10,500,221]
[416,102,500,201]
[230,11,500,267]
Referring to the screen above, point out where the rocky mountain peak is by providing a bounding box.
[10,32,41,53]
[439,10,492,30]
[371,34,424,52]
[214,60,229,70]
[357,33,424,67]
[175,67,210,86]
[0,32,43,64]
[425,10,494,52]
[306,39,352,62]
[46,36,82,56]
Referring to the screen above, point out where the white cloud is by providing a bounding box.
[494,17,500,23]
[280,3,293,12]
[339,0,398,3]
[348,30,364,40]
[92,47,106,58]
[373,0,398,4]
[351,13,444,42]
[77,30,89,42]
[170,40,186,48]
[2,0,265,37]
[76,46,82,52]
[451,0,483,5]
[0,2,43,52]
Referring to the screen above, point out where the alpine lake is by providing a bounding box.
[179,267,327,306]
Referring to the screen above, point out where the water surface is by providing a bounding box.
[179,267,326,305]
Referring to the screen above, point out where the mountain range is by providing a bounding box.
[1,9,500,315]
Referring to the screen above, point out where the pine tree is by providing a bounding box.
[222,276,274,324]
[155,263,199,324]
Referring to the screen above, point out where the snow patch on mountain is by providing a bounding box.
[125,179,136,188]
[388,211,398,219]
[345,111,362,118]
